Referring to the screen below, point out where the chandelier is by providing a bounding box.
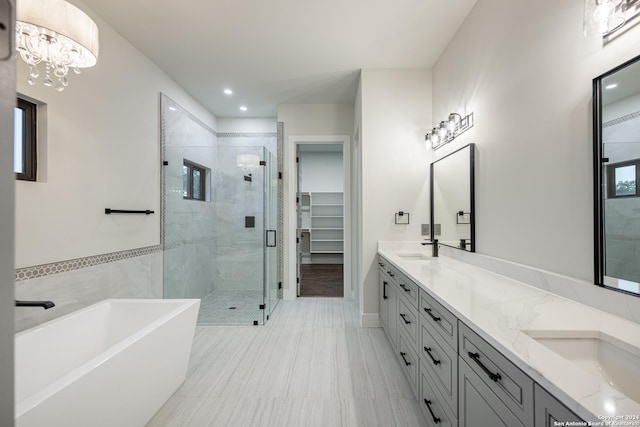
[16,0,99,91]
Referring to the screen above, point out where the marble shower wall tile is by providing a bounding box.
[15,251,162,332]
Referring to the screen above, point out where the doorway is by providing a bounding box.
[297,144,344,297]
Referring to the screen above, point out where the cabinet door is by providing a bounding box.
[386,282,398,348]
[534,384,583,427]
[379,274,389,330]
[459,359,527,427]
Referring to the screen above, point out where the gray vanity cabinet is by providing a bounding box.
[377,253,584,427]
[420,368,458,427]
[534,384,582,427]
[379,259,399,348]
[458,322,534,427]
[459,360,527,427]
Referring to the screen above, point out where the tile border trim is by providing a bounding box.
[603,110,640,127]
[217,132,277,138]
[15,244,163,282]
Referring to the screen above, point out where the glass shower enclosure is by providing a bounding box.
[161,96,278,325]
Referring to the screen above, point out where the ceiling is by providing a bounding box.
[79,0,477,118]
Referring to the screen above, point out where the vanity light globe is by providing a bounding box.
[584,0,625,36]
[437,121,449,140]
[430,130,441,148]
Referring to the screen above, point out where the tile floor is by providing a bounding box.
[197,290,265,325]
[147,298,427,426]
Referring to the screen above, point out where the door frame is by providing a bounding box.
[284,135,351,300]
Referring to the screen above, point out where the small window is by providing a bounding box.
[607,159,640,199]
[183,160,207,201]
[14,98,37,181]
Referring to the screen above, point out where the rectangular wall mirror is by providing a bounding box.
[430,143,475,252]
[594,54,640,296]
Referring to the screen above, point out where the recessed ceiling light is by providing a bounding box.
[605,83,618,90]
[224,89,233,95]
[239,106,248,111]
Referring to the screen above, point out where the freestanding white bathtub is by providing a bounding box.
[15,298,200,427]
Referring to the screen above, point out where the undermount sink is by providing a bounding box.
[394,252,431,261]
[523,330,640,403]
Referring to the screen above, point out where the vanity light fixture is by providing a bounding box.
[583,0,626,37]
[425,112,474,151]
[16,0,100,91]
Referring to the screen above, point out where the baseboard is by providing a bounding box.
[360,312,381,328]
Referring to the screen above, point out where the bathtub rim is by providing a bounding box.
[15,298,200,418]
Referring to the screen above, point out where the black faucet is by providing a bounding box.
[421,239,439,257]
[15,300,55,310]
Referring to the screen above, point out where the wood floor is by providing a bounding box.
[300,264,343,297]
[147,298,426,427]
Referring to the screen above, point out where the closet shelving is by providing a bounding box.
[309,192,344,254]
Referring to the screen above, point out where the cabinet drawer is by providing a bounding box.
[397,297,418,350]
[420,368,457,427]
[419,290,458,351]
[459,321,533,426]
[397,273,419,309]
[378,257,399,284]
[420,324,457,414]
[397,331,419,396]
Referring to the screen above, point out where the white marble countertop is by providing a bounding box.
[378,241,640,422]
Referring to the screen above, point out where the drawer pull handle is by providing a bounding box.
[399,284,411,293]
[468,352,501,382]
[423,399,441,424]
[387,271,395,277]
[423,307,441,322]
[378,262,384,267]
[383,281,388,300]
[399,313,411,324]
[400,352,411,366]
[424,347,441,365]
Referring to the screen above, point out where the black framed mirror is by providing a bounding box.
[594,54,640,296]
[430,143,475,252]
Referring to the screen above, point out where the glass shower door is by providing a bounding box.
[264,150,279,317]
[163,145,269,325]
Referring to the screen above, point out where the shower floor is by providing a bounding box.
[197,289,265,325]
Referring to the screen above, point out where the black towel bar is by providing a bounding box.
[105,208,154,215]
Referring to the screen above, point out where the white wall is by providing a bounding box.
[0,1,16,418]
[299,151,344,192]
[352,78,363,309]
[277,104,354,298]
[14,0,218,268]
[216,117,277,133]
[432,0,640,284]
[360,68,432,320]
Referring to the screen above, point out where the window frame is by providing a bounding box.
[606,159,640,199]
[183,159,207,201]
[15,97,37,182]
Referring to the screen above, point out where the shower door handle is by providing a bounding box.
[266,230,277,247]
